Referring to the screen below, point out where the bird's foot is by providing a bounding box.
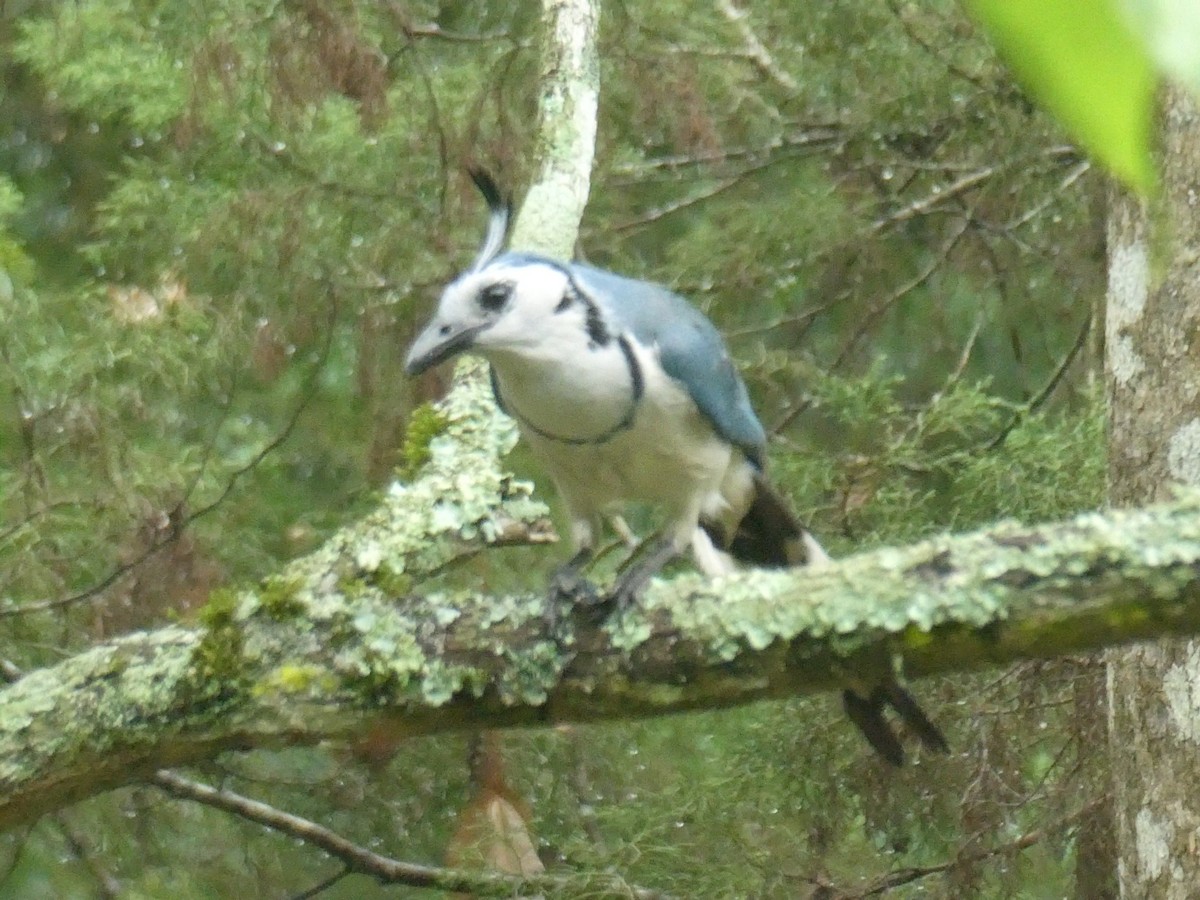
[544,554,606,632]
[547,563,602,607]
[607,536,680,615]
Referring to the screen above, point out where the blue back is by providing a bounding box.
[566,260,768,468]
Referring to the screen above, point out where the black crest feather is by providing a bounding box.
[467,168,511,272]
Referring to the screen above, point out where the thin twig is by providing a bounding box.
[400,31,452,218]
[849,796,1105,897]
[610,150,803,233]
[1004,160,1092,231]
[608,126,843,176]
[610,176,740,233]
[290,865,349,900]
[714,0,799,93]
[563,726,609,854]
[150,770,675,899]
[885,0,992,93]
[249,133,396,202]
[868,165,997,235]
[835,214,973,368]
[984,312,1092,451]
[384,2,512,44]
[53,813,122,899]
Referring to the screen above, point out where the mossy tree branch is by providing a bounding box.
[4,360,1200,831]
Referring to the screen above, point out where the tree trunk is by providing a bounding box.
[1107,85,1200,898]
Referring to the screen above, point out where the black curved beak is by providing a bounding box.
[404,319,487,376]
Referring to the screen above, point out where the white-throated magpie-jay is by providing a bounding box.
[405,171,946,764]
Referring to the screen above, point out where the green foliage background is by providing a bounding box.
[0,1,1108,896]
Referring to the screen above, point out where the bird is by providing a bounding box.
[405,169,947,764]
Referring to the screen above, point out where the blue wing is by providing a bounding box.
[569,263,768,467]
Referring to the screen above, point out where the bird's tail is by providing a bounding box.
[723,473,829,568]
[843,683,950,766]
[718,473,949,766]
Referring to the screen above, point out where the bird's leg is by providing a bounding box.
[587,514,639,569]
[543,546,602,633]
[609,535,681,612]
[549,546,597,602]
[612,523,672,576]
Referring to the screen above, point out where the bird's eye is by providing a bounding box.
[478,282,512,313]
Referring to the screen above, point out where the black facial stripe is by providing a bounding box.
[540,261,610,345]
[585,301,609,347]
[561,274,609,346]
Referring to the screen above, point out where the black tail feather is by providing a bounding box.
[721,473,823,567]
[843,688,905,766]
[881,683,950,755]
[843,685,950,766]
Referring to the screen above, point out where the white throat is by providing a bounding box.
[488,328,642,444]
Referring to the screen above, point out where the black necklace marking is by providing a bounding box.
[501,334,644,445]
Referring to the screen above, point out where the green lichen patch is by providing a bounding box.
[198,587,240,629]
[255,663,335,698]
[367,563,412,598]
[194,589,250,684]
[258,575,305,621]
[496,638,569,705]
[281,361,552,603]
[398,401,450,480]
[602,498,1180,673]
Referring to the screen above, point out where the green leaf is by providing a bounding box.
[967,0,1156,193]
[1121,0,1200,99]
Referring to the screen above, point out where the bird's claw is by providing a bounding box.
[544,564,607,633]
[607,575,644,615]
[547,565,602,606]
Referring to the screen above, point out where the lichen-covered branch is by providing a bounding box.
[5,361,1200,831]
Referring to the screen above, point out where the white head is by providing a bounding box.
[405,258,582,375]
[405,171,596,375]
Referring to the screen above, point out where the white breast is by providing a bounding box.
[492,338,635,443]
[492,335,747,530]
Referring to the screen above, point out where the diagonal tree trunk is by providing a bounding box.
[1106,85,1200,898]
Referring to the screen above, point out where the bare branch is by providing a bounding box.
[607,126,843,177]
[985,312,1092,451]
[868,165,998,234]
[52,813,122,899]
[833,215,972,369]
[151,770,675,899]
[1004,159,1092,231]
[885,0,992,94]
